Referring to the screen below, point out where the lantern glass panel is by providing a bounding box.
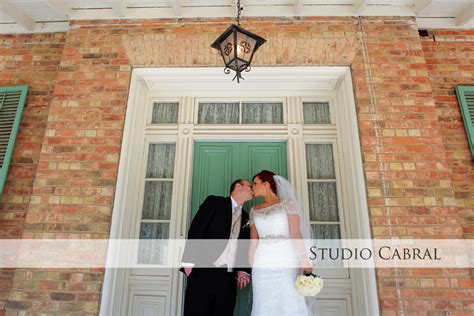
[236,31,257,66]
[219,32,236,67]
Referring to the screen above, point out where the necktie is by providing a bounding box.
[232,206,242,227]
[214,205,242,271]
[227,206,242,271]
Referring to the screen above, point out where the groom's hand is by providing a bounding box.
[236,271,250,289]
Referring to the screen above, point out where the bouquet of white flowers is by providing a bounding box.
[295,273,324,297]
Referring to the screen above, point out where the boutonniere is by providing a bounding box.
[242,220,251,229]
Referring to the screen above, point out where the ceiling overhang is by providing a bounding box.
[0,1,472,34]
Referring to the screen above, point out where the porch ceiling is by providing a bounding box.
[0,0,472,34]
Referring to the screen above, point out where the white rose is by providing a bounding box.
[295,274,324,297]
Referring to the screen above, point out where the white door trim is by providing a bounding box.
[100,67,380,316]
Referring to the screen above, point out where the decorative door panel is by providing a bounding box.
[243,144,288,209]
[245,144,287,176]
[191,143,239,219]
[190,142,287,219]
[129,293,166,316]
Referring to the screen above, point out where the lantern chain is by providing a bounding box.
[236,0,243,26]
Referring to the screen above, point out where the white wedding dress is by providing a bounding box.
[250,201,312,316]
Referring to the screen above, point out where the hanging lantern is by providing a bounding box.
[211,1,266,83]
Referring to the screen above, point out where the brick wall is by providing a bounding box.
[0,17,472,315]
[0,33,66,312]
[4,22,132,314]
[354,19,472,316]
[421,30,474,314]
[422,29,474,235]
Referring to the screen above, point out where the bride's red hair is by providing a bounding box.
[252,170,278,195]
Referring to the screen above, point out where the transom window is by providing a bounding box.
[197,101,284,124]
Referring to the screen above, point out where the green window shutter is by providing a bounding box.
[0,85,28,194]
[455,86,474,158]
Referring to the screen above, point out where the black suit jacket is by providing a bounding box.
[181,195,251,274]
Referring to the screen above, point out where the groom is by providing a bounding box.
[181,179,254,316]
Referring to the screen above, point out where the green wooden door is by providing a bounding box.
[190,141,287,316]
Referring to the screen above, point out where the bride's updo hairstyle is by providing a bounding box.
[252,170,278,195]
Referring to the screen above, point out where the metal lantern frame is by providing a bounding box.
[210,1,267,83]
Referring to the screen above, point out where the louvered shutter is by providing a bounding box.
[0,85,28,194]
[455,86,474,158]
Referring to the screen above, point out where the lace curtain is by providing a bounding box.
[306,144,340,240]
[151,102,179,124]
[311,224,341,240]
[138,223,170,265]
[142,181,172,220]
[303,101,331,124]
[198,102,239,124]
[242,102,283,124]
[198,102,283,124]
[139,144,175,264]
[146,144,175,178]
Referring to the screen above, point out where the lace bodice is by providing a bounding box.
[249,201,299,239]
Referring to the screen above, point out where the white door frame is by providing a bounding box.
[100,67,380,316]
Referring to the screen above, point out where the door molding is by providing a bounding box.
[100,67,380,316]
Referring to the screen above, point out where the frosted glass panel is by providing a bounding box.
[198,102,239,124]
[142,181,172,220]
[311,224,341,239]
[236,32,257,67]
[242,102,283,124]
[308,182,339,222]
[151,102,179,124]
[146,144,175,179]
[303,102,331,124]
[306,144,335,179]
[138,223,169,264]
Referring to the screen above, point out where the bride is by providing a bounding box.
[249,170,313,316]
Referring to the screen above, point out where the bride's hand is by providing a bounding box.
[300,259,313,275]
